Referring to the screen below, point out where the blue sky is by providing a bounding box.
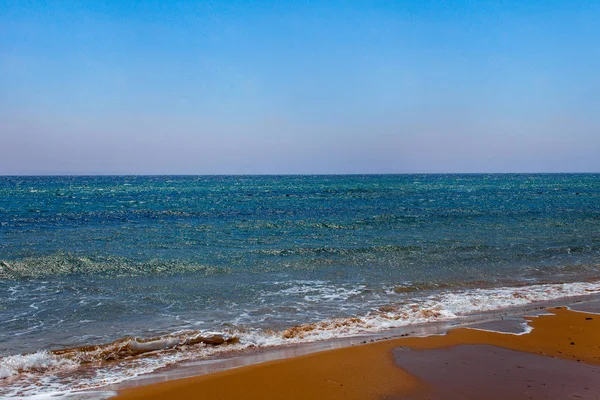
[1,0,599,174]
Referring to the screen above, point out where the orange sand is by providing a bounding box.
[116,307,600,399]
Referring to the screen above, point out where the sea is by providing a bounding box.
[1,174,599,397]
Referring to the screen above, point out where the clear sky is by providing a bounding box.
[1,0,599,174]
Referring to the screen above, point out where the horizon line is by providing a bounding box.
[1,172,599,177]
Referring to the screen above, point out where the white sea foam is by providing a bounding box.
[265,280,366,302]
[264,280,600,341]
[2,279,600,397]
[469,321,534,336]
[0,351,76,379]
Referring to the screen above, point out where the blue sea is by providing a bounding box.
[1,174,600,396]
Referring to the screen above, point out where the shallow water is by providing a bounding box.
[1,174,599,396]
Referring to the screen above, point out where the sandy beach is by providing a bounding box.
[115,306,600,399]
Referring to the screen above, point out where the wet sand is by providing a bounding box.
[394,345,600,399]
[116,307,600,399]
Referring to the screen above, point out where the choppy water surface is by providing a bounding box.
[1,174,599,396]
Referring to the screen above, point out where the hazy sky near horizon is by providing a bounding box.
[1,1,599,174]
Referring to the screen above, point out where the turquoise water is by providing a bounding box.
[1,174,600,395]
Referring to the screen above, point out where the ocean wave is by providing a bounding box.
[51,334,239,363]
[262,280,366,302]
[251,244,423,257]
[2,280,600,397]
[0,254,231,280]
[0,351,76,379]
[279,280,600,340]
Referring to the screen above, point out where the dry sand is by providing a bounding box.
[116,307,600,399]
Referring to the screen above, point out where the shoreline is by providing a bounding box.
[2,289,600,398]
[99,293,600,399]
[114,304,600,399]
